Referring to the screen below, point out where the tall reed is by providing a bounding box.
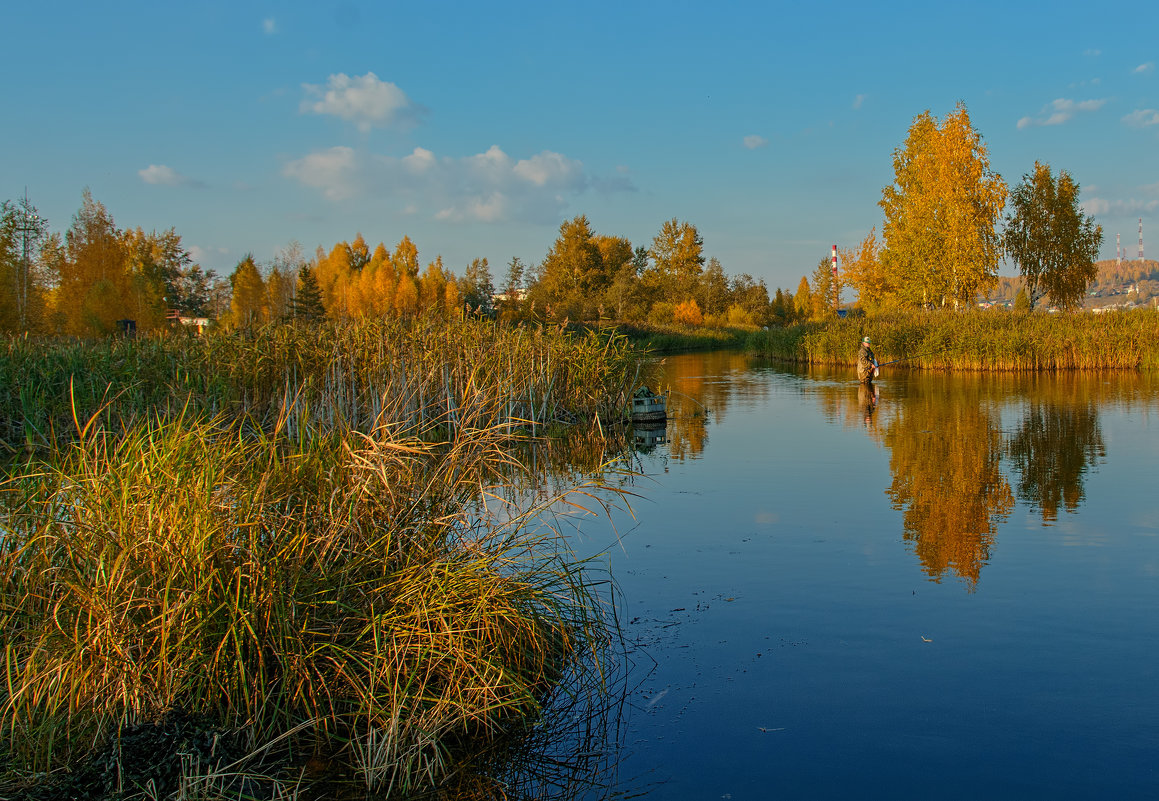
[0,320,637,799]
[0,317,642,453]
[748,308,1159,371]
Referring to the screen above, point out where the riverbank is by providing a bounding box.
[746,309,1159,371]
[0,318,634,799]
[571,321,752,354]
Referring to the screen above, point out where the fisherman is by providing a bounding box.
[857,336,879,384]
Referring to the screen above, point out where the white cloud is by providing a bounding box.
[282,146,360,200]
[300,72,419,132]
[1123,108,1159,128]
[513,151,585,187]
[402,147,436,173]
[852,94,866,109]
[1017,97,1107,128]
[1135,62,1155,74]
[284,144,626,224]
[743,134,769,149]
[1081,198,1110,216]
[139,164,196,186]
[187,245,230,266]
[1084,49,1101,57]
[1082,195,1159,217]
[262,17,277,35]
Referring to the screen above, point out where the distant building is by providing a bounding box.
[180,317,210,335]
[492,288,528,304]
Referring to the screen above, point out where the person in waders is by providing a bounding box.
[857,336,879,384]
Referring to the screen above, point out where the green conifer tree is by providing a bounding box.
[290,266,326,322]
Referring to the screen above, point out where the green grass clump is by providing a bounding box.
[0,318,637,799]
[1,410,622,798]
[747,308,1159,371]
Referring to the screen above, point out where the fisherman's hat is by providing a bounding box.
[862,336,871,344]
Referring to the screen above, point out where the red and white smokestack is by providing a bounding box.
[1140,218,1145,261]
[831,245,839,309]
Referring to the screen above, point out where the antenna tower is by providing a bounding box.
[1140,218,1145,261]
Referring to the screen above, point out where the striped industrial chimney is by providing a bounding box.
[1117,233,1121,265]
[1140,218,1145,261]
[831,245,838,309]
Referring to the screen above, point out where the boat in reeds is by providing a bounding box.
[631,387,667,423]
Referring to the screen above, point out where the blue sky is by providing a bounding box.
[3,1,1157,291]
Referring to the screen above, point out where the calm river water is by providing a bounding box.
[569,349,1159,800]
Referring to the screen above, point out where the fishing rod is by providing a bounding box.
[876,343,960,368]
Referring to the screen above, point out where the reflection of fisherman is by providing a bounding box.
[858,381,879,426]
[857,336,879,384]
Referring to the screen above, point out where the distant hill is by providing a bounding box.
[985,259,1159,310]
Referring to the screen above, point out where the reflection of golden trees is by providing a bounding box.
[1006,376,1106,524]
[868,373,1116,587]
[649,351,768,461]
[642,356,1130,590]
[882,376,1014,589]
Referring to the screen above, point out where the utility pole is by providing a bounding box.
[13,190,46,333]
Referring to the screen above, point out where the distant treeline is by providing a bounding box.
[2,191,804,337]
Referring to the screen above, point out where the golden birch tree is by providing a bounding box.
[840,228,893,313]
[879,103,1006,309]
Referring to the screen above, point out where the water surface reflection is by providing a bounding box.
[594,352,1159,799]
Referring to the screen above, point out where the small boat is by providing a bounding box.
[631,387,668,423]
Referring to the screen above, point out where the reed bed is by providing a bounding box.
[748,308,1159,371]
[0,317,642,453]
[0,318,639,799]
[1,412,628,799]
